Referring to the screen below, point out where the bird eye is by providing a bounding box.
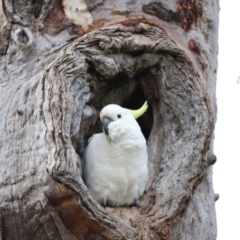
[117,114,121,118]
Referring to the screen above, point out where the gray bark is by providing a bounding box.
[0,0,218,239]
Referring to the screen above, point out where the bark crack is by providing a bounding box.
[0,22,11,55]
[0,208,3,240]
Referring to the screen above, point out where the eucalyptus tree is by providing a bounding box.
[0,0,218,239]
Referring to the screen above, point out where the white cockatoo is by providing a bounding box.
[83,102,149,207]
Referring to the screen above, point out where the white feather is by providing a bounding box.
[83,104,148,206]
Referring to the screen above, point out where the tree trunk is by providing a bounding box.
[0,0,218,239]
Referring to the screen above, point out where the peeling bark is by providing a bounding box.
[0,0,218,239]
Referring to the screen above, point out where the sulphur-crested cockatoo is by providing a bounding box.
[83,102,148,207]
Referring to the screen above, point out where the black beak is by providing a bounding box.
[102,117,113,135]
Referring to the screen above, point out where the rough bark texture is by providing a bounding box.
[0,0,218,239]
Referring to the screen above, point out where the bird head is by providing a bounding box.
[100,101,148,140]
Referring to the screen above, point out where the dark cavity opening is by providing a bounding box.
[74,73,154,160]
[122,85,153,140]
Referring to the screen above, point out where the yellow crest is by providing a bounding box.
[129,101,148,119]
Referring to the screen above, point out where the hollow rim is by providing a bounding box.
[44,20,213,238]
